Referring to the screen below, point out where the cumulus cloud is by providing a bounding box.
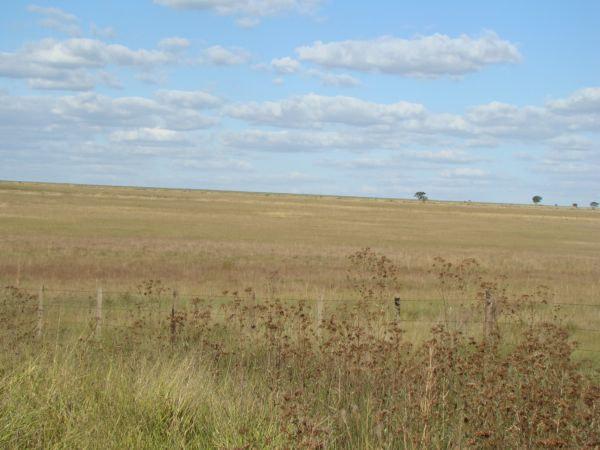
[182,158,252,171]
[267,58,359,87]
[202,45,251,65]
[226,93,426,127]
[306,69,360,87]
[225,89,600,147]
[109,127,188,144]
[20,38,175,67]
[0,89,233,187]
[271,57,301,74]
[154,0,323,25]
[90,23,117,39]
[296,31,521,78]
[0,37,189,90]
[0,90,219,136]
[410,149,483,164]
[158,37,191,51]
[318,149,484,173]
[465,102,556,139]
[546,87,600,115]
[2,86,599,200]
[222,129,373,151]
[235,17,260,28]
[440,167,488,178]
[27,4,82,36]
[547,135,594,151]
[155,90,222,108]
[25,70,96,91]
[221,87,600,193]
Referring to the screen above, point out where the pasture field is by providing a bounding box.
[0,180,599,448]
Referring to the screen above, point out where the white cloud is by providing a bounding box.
[267,58,359,87]
[2,86,599,201]
[109,127,188,144]
[27,74,96,91]
[27,5,81,36]
[465,102,555,139]
[158,37,191,51]
[306,70,360,87]
[226,93,426,127]
[135,71,168,85]
[223,88,600,178]
[90,23,117,39]
[235,17,260,28]
[155,90,222,108]
[0,91,219,135]
[548,135,594,151]
[182,158,252,171]
[225,89,600,146]
[26,71,96,91]
[23,38,175,67]
[296,31,521,78]
[154,0,323,25]
[222,129,372,151]
[271,57,301,74]
[203,45,251,65]
[441,167,488,178]
[0,37,189,90]
[318,149,484,171]
[547,87,600,115]
[0,90,230,178]
[536,159,599,175]
[410,149,482,164]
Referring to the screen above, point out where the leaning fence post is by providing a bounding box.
[170,289,178,345]
[96,286,103,340]
[37,285,44,339]
[484,288,497,340]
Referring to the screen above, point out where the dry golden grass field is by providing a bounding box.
[2,180,599,297]
[1,180,599,448]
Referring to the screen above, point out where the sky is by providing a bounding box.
[1,0,599,205]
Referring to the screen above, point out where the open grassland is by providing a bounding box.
[0,180,599,448]
[1,180,599,298]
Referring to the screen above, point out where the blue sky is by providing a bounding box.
[1,0,599,204]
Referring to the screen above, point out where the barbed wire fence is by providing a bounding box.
[4,285,600,354]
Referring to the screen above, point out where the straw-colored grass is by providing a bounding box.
[1,180,599,448]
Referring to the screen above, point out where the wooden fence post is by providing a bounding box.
[316,294,323,341]
[37,285,44,339]
[16,259,22,287]
[394,296,401,322]
[96,286,103,340]
[484,288,497,340]
[170,289,178,345]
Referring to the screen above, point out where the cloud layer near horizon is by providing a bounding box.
[1,2,599,204]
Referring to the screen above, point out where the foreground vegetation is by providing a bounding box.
[1,181,599,447]
[1,268,599,448]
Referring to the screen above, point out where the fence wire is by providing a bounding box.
[4,285,600,354]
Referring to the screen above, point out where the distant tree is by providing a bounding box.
[591,201,599,210]
[532,195,542,205]
[414,191,428,202]
[572,203,578,208]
